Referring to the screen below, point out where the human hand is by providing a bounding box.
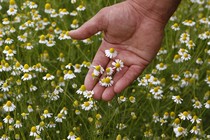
[69,1,178,101]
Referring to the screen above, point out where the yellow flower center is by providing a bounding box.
[8,49,13,54]
[183,111,188,116]
[178,127,183,132]
[57,113,63,118]
[15,62,20,67]
[75,64,80,69]
[24,73,29,78]
[115,63,120,68]
[46,74,51,78]
[174,118,180,124]
[39,121,45,127]
[68,70,73,74]
[3,83,8,87]
[105,77,111,83]
[95,65,101,71]
[45,3,51,9]
[106,68,110,73]
[176,96,181,100]
[173,23,179,27]
[40,35,45,40]
[84,102,90,107]
[109,48,115,53]
[72,19,78,25]
[80,85,86,91]
[10,0,15,5]
[6,101,12,106]
[4,63,10,68]
[24,64,29,69]
[31,126,37,132]
[44,110,49,114]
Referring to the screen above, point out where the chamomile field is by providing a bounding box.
[0,0,210,139]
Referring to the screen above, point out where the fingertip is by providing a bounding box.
[102,87,115,101]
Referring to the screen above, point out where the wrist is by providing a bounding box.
[127,0,181,24]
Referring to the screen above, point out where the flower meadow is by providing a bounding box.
[0,0,210,139]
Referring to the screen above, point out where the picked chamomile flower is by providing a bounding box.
[106,67,114,76]
[92,65,104,77]
[112,59,124,72]
[105,48,118,59]
[99,76,114,87]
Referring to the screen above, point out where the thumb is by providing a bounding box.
[69,9,107,40]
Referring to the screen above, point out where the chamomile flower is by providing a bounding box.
[99,76,114,87]
[46,40,55,47]
[73,64,82,73]
[71,0,77,4]
[67,131,77,140]
[204,76,210,86]
[60,107,68,115]
[70,10,78,16]
[55,113,66,122]
[1,82,11,92]
[173,54,182,63]
[59,8,69,16]
[5,38,14,44]
[190,126,201,135]
[39,35,47,44]
[186,40,195,50]
[178,111,192,120]
[182,19,196,26]
[196,58,203,64]
[118,96,127,104]
[64,70,76,80]
[65,63,72,69]
[190,115,202,124]
[172,95,183,104]
[14,120,22,128]
[112,59,124,72]
[43,110,53,118]
[76,85,87,95]
[30,126,40,137]
[180,33,190,44]
[105,67,114,75]
[92,65,104,77]
[3,115,14,124]
[76,5,86,11]
[150,86,163,95]
[83,90,94,99]
[204,100,210,109]
[171,23,180,31]
[21,73,33,81]
[71,19,79,29]
[81,100,94,111]
[173,126,188,137]
[193,100,202,109]
[3,100,16,112]
[22,64,33,73]
[44,3,52,14]
[171,74,181,81]
[156,63,167,71]
[105,48,118,58]
[181,53,191,61]
[27,105,34,112]
[43,73,55,80]
[7,7,17,15]
[129,96,136,103]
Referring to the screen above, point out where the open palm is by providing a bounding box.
[69,1,166,101]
